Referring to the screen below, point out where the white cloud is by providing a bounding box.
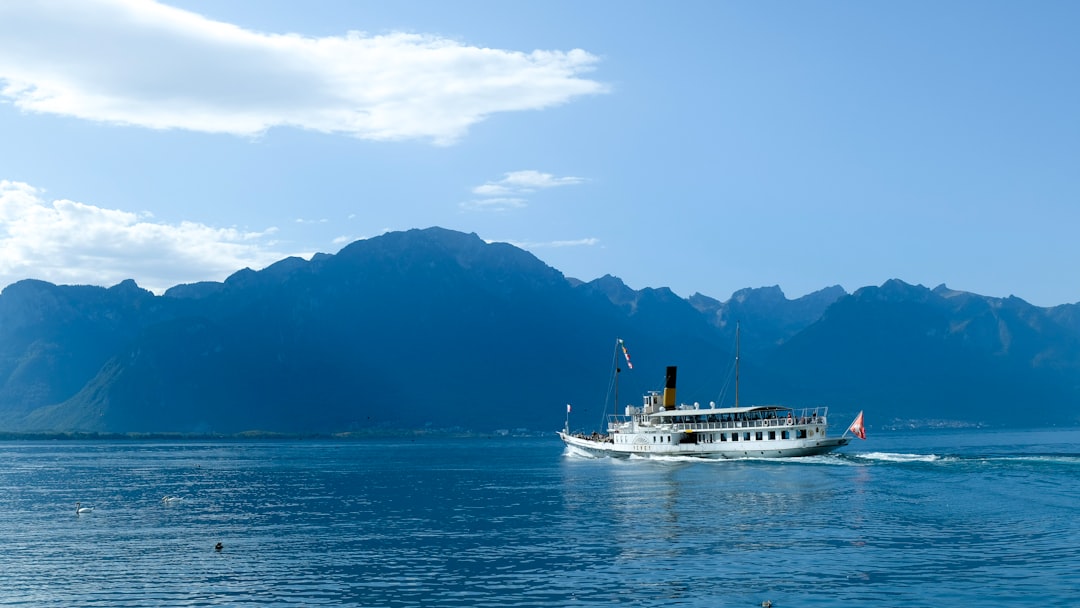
[0,180,301,293]
[0,1,606,145]
[471,170,586,196]
[471,184,516,197]
[464,170,586,212]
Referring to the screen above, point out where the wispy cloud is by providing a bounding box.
[462,170,586,211]
[472,170,586,196]
[458,197,529,212]
[0,1,606,145]
[507,237,600,248]
[0,180,302,293]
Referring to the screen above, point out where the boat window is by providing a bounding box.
[744,432,751,441]
[731,433,738,442]
[769,431,776,440]
[781,431,790,440]
[755,432,763,441]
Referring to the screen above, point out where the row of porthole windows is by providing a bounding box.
[698,431,791,442]
[709,429,811,441]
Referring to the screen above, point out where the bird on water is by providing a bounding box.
[75,502,93,514]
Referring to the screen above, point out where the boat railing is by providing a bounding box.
[607,407,829,433]
[669,411,829,433]
[605,415,635,431]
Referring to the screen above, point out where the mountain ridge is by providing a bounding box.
[2,226,1078,433]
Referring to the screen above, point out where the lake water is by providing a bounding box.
[0,428,1077,607]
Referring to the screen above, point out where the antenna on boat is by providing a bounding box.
[735,322,740,408]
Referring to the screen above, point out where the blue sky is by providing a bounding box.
[1,1,1078,306]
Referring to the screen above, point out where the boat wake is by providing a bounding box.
[854,452,944,464]
[975,453,1080,466]
[563,445,602,459]
[627,454,705,463]
[847,452,1080,467]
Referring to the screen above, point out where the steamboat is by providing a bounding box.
[558,333,864,459]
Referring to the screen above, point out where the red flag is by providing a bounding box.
[619,339,633,369]
[849,410,866,440]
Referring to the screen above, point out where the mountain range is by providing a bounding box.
[1,226,1078,435]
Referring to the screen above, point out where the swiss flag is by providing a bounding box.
[849,411,866,440]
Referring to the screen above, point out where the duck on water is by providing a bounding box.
[559,333,866,459]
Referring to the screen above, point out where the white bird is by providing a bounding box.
[162,496,183,503]
[75,502,93,514]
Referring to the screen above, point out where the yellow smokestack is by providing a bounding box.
[663,366,677,410]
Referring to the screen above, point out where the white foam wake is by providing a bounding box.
[856,452,941,463]
[563,445,602,459]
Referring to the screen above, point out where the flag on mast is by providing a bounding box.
[567,404,572,413]
[849,410,866,440]
[619,339,633,369]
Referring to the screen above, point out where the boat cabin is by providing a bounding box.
[614,398,829,442]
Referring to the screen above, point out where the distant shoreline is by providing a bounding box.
[0,429,551,441]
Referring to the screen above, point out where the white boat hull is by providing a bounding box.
[559,431,850,459]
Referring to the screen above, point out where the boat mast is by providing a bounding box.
[614,346,619,422]
[615,338,632,421]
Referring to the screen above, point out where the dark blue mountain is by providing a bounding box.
[1,228,1078,433]
[765,280,1080,427]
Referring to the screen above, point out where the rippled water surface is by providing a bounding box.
[1,429,1078,606]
